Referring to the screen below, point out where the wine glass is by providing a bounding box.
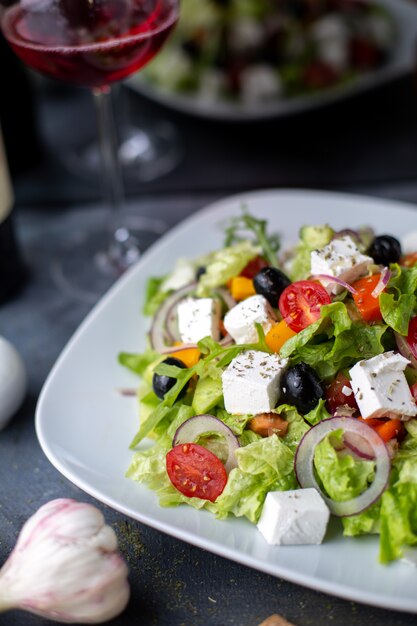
[0,0,179,301]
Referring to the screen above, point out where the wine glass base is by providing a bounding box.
[50,214,166,304]
[62,120,182,183]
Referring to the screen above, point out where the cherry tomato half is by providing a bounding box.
[407,316,417,361]
[325,371,359,415]
[240,256,268,279]
[278,280,331,332]
[166,443,227,502]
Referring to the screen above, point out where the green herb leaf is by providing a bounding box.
[224,207,280,267]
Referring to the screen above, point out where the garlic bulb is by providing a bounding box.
[0,499,130,623]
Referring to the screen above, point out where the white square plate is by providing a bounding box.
[36,190,417,612]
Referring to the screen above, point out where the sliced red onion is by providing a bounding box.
[165,301,181,343]
[116,388,137,397]
[151,284,235,354]
[294,417,390,517]
[150,283,198,353]
[371,267,391,298]
[311,274,358,295]
[334,227,375,249]
[173,414,240,473]
[214,287,236,311]
[395,332,417,370]
[343,432,375,460]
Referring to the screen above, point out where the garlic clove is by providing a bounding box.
[0,336,27,431]
[0,499,130,623]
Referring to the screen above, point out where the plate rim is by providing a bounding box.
[36,188,417,614]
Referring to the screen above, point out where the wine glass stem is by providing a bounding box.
[93,85,124,244]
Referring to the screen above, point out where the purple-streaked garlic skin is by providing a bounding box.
[0,499,130,623]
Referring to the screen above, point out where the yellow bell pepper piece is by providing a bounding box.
[169,346,201,368]
[230,276,256,301]
[265,320,297,353]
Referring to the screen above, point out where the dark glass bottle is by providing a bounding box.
[0,128,27,304]
[0,29,41,176]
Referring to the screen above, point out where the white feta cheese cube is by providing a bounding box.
[240,65,282,104]
[177,297,221,344]
[223,295,277,345]
[222,350,287,415]
[310,235,373,294]
[311,16,349,72]
[197,69,226,103]
[349,351,417,420]
[257,488,330,546]
[228,18,264,54]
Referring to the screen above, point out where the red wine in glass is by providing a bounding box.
[1,0,179,301]
[2,0,177,87]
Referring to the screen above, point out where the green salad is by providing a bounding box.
[140,0,395,105]
[120,211,417,563]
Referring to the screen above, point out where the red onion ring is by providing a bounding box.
[371,267,391,298]
[343,432,375,460]
[150,284,235,353]
[294,417,390,517]
[311,274,358,295]
[395,333,417,370]
[173,414,240,473]
[150,283,198,353]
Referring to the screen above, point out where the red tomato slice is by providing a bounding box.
[240,256,268,279]
[166,443,227,502]
[411,382,417,403]
[352,274,383,322]
[325,371,359,415]
[278,280,331,332]
[407,316,417,361]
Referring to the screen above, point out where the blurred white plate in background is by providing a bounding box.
[127,0,417,121]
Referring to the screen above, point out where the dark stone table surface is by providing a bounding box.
[2,73,417,626]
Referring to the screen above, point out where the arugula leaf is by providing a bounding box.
[224,207,280,267]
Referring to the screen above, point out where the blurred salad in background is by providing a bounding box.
[138,0,396,105]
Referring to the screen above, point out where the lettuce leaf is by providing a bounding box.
[314,430,375,502]
[126,441,213,511]
[341,418,417,563]
[143,276,169,316]
[378,423,417,563]
[215,435,297,523]
[274,403,310,450]
[280,301,388,380]
[196,240,260,297]
[304,398,331,426]
[342,502,381,536]
[380,263,417,335]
